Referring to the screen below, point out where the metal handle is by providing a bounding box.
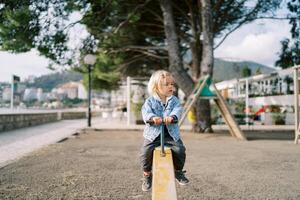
[160,119,165,157]
[146,117,178,157]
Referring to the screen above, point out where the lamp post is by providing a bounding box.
[84,54,97,127]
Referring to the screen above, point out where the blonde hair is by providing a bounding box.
[147,70,173,96]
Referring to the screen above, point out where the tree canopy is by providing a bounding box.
[1,0,294,131]
[0,0,284,90]
[275,0,300,68]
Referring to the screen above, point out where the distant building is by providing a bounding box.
[50,88,67,100]
[2,87,11,101]
[215,68,295,107]
[37,88,47,102]
[23,88,38,101]
[77,83,87,99]
[111,85,127,106]
[17,83,26,94]
[55,81,87,99]
[25,75,36,84]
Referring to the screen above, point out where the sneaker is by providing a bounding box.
[142,174,152,192]
[175,170,189,186]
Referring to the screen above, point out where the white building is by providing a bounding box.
[215,68,294,107]
[50,88,67,100]
[25,75,36,84]
[55,81,87,99]
[2,87,11,101]
[23,88,38,101]
[37,88,47,102]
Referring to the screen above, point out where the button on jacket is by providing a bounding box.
[141,95,182,142]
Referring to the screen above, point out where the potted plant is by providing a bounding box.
[271,113,285,125]
[131,102,144,124]
[131,84,146,124]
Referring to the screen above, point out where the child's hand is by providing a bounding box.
[164,116,173,125]
[152,117,162,125]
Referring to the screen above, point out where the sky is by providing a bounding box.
[0,18,291,83]
[214,19,291,66]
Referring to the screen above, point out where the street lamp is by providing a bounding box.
[84,54,97,127]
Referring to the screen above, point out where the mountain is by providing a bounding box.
[24,59,276,91]
[213,58,276,82]
[26,71,83,92]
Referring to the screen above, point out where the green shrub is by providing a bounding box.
[271,113,285,125]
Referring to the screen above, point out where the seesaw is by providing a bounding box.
[147,118,178,200]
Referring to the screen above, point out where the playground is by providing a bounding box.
[1,129,300,199]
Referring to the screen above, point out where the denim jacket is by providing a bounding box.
[141,95,182,142]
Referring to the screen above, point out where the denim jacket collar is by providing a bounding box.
[153,94,174,104]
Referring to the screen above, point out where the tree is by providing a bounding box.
[159,0,194,94]
[276,0,300,68]
[0,0,284,132]
[255,67,262,75]
[242,66,251,77]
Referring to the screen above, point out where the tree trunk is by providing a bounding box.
[160,0,194,95]
[160,0,214,132]
[196,0,214,132]
[188,0,204,132]
[189,0,201,80]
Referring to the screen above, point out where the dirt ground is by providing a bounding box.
[1,129,300,200]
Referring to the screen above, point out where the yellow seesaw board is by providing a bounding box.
[152,147,177,200]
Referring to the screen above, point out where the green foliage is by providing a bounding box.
[80,52,121,91]
[131,102,143,121]
[0,1,38,52]
[271,113,285,125]
[242,66,251,77]
[275,39,300,68]
[62,98,84,108]
[0,0,75,65]
[234,101,246,114]
[210,103,220,124]
[0,0,284,91]
[276,0,300,68]
[255,67,262,75]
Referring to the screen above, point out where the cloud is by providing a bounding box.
[0,50,52,82]
[215,19,291,67]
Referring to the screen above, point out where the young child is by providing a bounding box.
[140,70,189,192]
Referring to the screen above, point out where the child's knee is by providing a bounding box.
[172,145,185,156]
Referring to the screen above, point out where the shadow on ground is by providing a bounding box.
[244,130,294,141]
[210,130,294,141]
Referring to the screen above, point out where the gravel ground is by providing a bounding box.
[0,130,300,200]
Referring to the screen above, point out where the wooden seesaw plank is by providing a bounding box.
[152,147,177,200]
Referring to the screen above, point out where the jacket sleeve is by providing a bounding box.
[169,97,182,120]
[141,99,156,123]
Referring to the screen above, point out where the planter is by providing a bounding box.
[271,113,286,125]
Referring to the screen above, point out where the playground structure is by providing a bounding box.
[215,68,296,125]
[124,66,300,144]
[293,65,300,144]
[179,75,246,140]
[214,66,300,143]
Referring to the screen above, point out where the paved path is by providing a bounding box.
[0,119,87,168]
